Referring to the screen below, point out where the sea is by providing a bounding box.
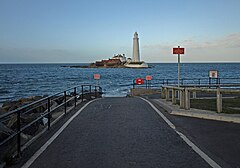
[0,63,240,104]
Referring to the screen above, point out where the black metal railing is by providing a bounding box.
[0,84,102,158]
[132,77,240,89]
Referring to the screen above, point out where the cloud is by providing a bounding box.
[141,32,240,62]
[215,32,240,48]
[142,32,240,50]
[184,32,240,49]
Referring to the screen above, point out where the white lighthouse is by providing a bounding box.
[132,32,140,62]
[124,32,148,68]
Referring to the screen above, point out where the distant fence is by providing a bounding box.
[161,85,240,113]
[0,84,102,159]
[132,77,240,89]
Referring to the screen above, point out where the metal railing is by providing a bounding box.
[132,77,240,89]
[0,84,102,158]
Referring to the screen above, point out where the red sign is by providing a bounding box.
[146,75,152,81]
[94,74,100,80]
[173,48,184,54]
[136,78,144,85]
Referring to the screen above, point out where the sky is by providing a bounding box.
[0,0,240,63]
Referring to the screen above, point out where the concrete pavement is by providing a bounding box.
[153,98,240,123]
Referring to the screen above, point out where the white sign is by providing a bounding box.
[209,70,218,78]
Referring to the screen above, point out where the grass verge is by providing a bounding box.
[178,98,240,114]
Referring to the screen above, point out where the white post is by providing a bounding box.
[161,87,166,99]
[180,90,184,109]
[185,88,190,110]
[193,91,197,99]
[217,88,222,113]
[172,88,176,105]
[166,88,170,101]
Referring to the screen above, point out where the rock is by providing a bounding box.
[21,133,32,143]
[7,113,41,136]
[6,115,17,129]
[20,113,40,123]
[22,122,40,136]
[0,108,6,115]
[7,104,21,112]
[2,96,45,112]
[2,101,18,112]
[32,96,43,101]
[0,122,14,142]
[52,96,64,105]
[0,162,6,168]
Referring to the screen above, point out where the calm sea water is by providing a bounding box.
[0,63,240,103]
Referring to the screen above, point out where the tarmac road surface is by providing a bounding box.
[23,97,211,168]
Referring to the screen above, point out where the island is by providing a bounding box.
[64,32,149,68]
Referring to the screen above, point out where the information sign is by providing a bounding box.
[209,70,218,78]
[173,48,184,54]
[146,75,152,81]
[136,78,144,85]
[94,74,100,80]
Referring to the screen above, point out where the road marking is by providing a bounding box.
[140,97,221,168]
[21,99,98,168]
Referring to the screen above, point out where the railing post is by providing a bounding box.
[192,87,197,99]
[185,88,190,110]
[64,91,67,114]
[95,86,97,98]
[47,97,51,130]
[172,88,176,105]
[17,110,21,157]
[161,87,165,99]
[217,88,222,113]
[89,85,92,100]
[74,87,77,107]
[166,88,170,101]
[192,90,197,99]
[81,85,84,102]
[180,89,184,109]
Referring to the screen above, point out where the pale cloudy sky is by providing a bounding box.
[0,0,240,63]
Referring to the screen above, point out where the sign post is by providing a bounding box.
[209,70,218,85]
[173,46,184,88]
[146,75,152,88]
[94,74,100,86]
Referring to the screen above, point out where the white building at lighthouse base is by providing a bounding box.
[124,62,148,68]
